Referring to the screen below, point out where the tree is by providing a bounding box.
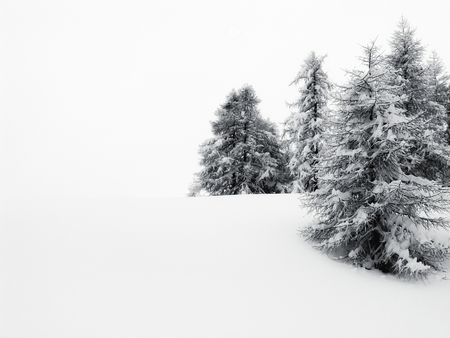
[302,42,450,278]
[426,51,450,141]
[386,17,426,118]
[386,18,449,183]
[283,52,331,192]
[193,85,289,196]
[426,51,450,107]
[423,51,450,184]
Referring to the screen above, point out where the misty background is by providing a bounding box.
[2,0,449,199]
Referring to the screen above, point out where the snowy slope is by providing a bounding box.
[2,194,450,338]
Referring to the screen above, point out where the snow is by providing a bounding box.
[387,129,397,141]
[370,67,385,77]
[406,257,430,273]
[214,138,224,147]
[372,183,386,194]
[2,194,450,338]
[386,106,408,124]
[354,207,369,224]
[331,188,351,201]
[403,174,434,186]
[424,129,433,137]
[220,157,232,165]
[339,147,363,157]
[258,169,271,180]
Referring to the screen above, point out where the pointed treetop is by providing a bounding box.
[388,17,425,73]
[291,51,328,86]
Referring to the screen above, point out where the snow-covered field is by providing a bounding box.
[2,194,450,337]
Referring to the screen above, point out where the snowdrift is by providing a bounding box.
[2,194,450,337]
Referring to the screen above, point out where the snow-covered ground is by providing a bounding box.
[2,194,450,337]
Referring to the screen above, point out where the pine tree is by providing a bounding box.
[284,52,331,192]
[302,42,450,278]
[193,85,289,196]
[386,18,449,183]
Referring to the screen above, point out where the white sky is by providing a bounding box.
[1,0,450,199]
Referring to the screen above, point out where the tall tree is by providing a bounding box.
[284,52,331,192]
[426,51,450,140]
[386,18,449,182]
[426,51,450,107]
[193,85,289,196]
[423,51,450,184]
[386,17,426,118]
[302,42,450,278]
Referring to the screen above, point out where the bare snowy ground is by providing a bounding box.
[2,194,450,337]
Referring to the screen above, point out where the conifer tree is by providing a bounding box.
[284,52,331,192]
[386,18,426,118]
[302,42,450,278]
[193,85,289,196]
[426,51,450,140]
[423,51,450,184]
[426,51,450,107]
[386,18,449,182]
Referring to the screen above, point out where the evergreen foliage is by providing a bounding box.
[301,42,450,279]
[193,85,289,196]
[426,51,450,108]
[426,51,450,151]
[386,18,450,183]
[284,52,331,192]
[386,18,425,117]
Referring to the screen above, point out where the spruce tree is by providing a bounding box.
[386,18,425,118]
[386,18,449,183]
[426,51,450,137]
[302,42,450,278]
[424,51,450,184]
[284,52,331,192]
[426,51,449,107]
[193,85,288,196]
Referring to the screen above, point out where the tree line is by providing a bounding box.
[190,18,450,278]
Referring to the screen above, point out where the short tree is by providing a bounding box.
[302,42,450,278]
[284,52,331,192]
[193,85,289,196]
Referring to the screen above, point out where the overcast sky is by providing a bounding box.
[2,0,449,199]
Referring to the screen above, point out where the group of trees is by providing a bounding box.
[191,18,450,278]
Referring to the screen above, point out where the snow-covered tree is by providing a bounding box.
[193,85,289,196]
[426,51,450,107]
[302,42,450,278]
[284,52,331,192]
[386,18,449,183]
[386,18,426,117]
[426,51,450,142]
